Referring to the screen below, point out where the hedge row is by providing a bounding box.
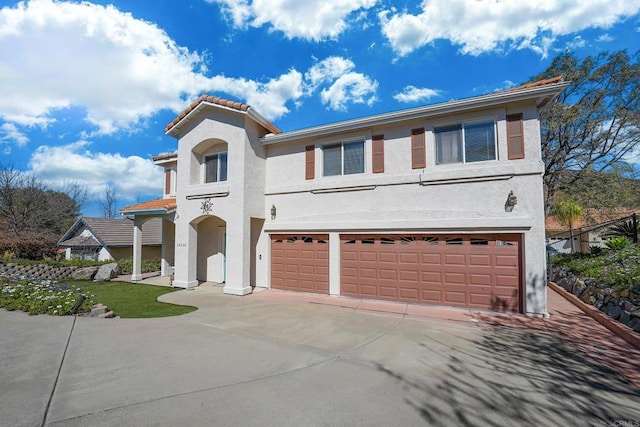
[0,238,59,260]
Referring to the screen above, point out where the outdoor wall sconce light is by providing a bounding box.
[271,204,277,220]
[505,191,517,212]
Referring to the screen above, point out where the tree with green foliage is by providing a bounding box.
[529,50,640,213]
[552,199,584,253]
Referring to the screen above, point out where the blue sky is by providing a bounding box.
[1,0,639,216]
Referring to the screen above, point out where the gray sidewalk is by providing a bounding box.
[1,285,639,426]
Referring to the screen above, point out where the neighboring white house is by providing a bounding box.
[122,77,568,315]
[58,217,162,262]
[546,208,637,254]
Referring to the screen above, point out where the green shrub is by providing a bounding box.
[117,257,161,274]
[605,236,631,250]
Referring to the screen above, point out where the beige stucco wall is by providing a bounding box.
[261,103,548,315]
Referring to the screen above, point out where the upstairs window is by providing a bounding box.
[435,121,496,165]
[204,152,228,183]
[323,141,364,176]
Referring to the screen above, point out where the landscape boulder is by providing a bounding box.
[71,266,99,280]
[94,263,121,281]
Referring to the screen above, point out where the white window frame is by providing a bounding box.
[322,140,365,176]
[434,119,497,165]
[203,151,228,183]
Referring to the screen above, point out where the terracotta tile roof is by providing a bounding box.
[506,76,564,92]
[152,153,177,162]
[165,95,251,133]
[121,198,177,213]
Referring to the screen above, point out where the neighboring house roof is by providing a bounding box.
[165,95,281,136]
[120,198,177,216]
[545,208,638,232]
[58,217,163,248]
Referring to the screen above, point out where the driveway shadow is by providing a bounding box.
[375,326,640,426]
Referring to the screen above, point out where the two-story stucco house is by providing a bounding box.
[122,77,567,316]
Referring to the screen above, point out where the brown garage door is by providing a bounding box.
[271,234,329,294]
[341,234,521,312]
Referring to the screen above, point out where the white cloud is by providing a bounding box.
[0,1,379,138]
[597,33,614,42]
[565,35,587,50]
[207,0,378,40]
[213,0,252,28]
[320,73,378,111]
[305,57,357,92]
[0,0,213,135]
[29,140,162,202]
[0,123,29,147]
[393,86,441,103]
[379,0,640,57]
[305,57,378,111]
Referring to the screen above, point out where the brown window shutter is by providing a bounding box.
[507,113,525,160]
[411,128,426,169]
[372,134,384,173]
[305,145,315,180]
[164,169,171,194]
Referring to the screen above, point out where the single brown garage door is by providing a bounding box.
[341,234,522,312]
[271,234,329,294]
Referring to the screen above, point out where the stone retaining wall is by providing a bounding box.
[0,262,78,281]
[551,267,640,333]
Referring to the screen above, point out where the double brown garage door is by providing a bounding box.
[271,234,522,312]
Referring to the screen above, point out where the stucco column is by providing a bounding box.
[160,219,175,278]
[223,217,252,296]
[131,217,143,282]
[329,232,340,296]
[173,219,198,288]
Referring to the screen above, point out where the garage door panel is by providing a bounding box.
[469,293,492,306]
[421,290,443,303]
[399,288,419,300]
[421,253,442,265]
[400,270,419,282]
[496,255,518,267]
[444,291,466,304]
[341,234,521,312]
[469,274,492,285]
[342,251,357,261]
[469,254,492,266]
[359,284,378,296]
[444,254,466,266]
[399,252,419,264]
[379,286,398,298]
[420,271,442,284]
[379,269,397,280]
[379,252,397,263]
[358,252,377,262]
[444,272,466,285]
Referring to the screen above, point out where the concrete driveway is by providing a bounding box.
[1,285,639,427]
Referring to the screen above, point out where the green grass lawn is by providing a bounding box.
[71,280,197,318]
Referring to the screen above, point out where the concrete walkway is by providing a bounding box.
[1,285,639,426]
